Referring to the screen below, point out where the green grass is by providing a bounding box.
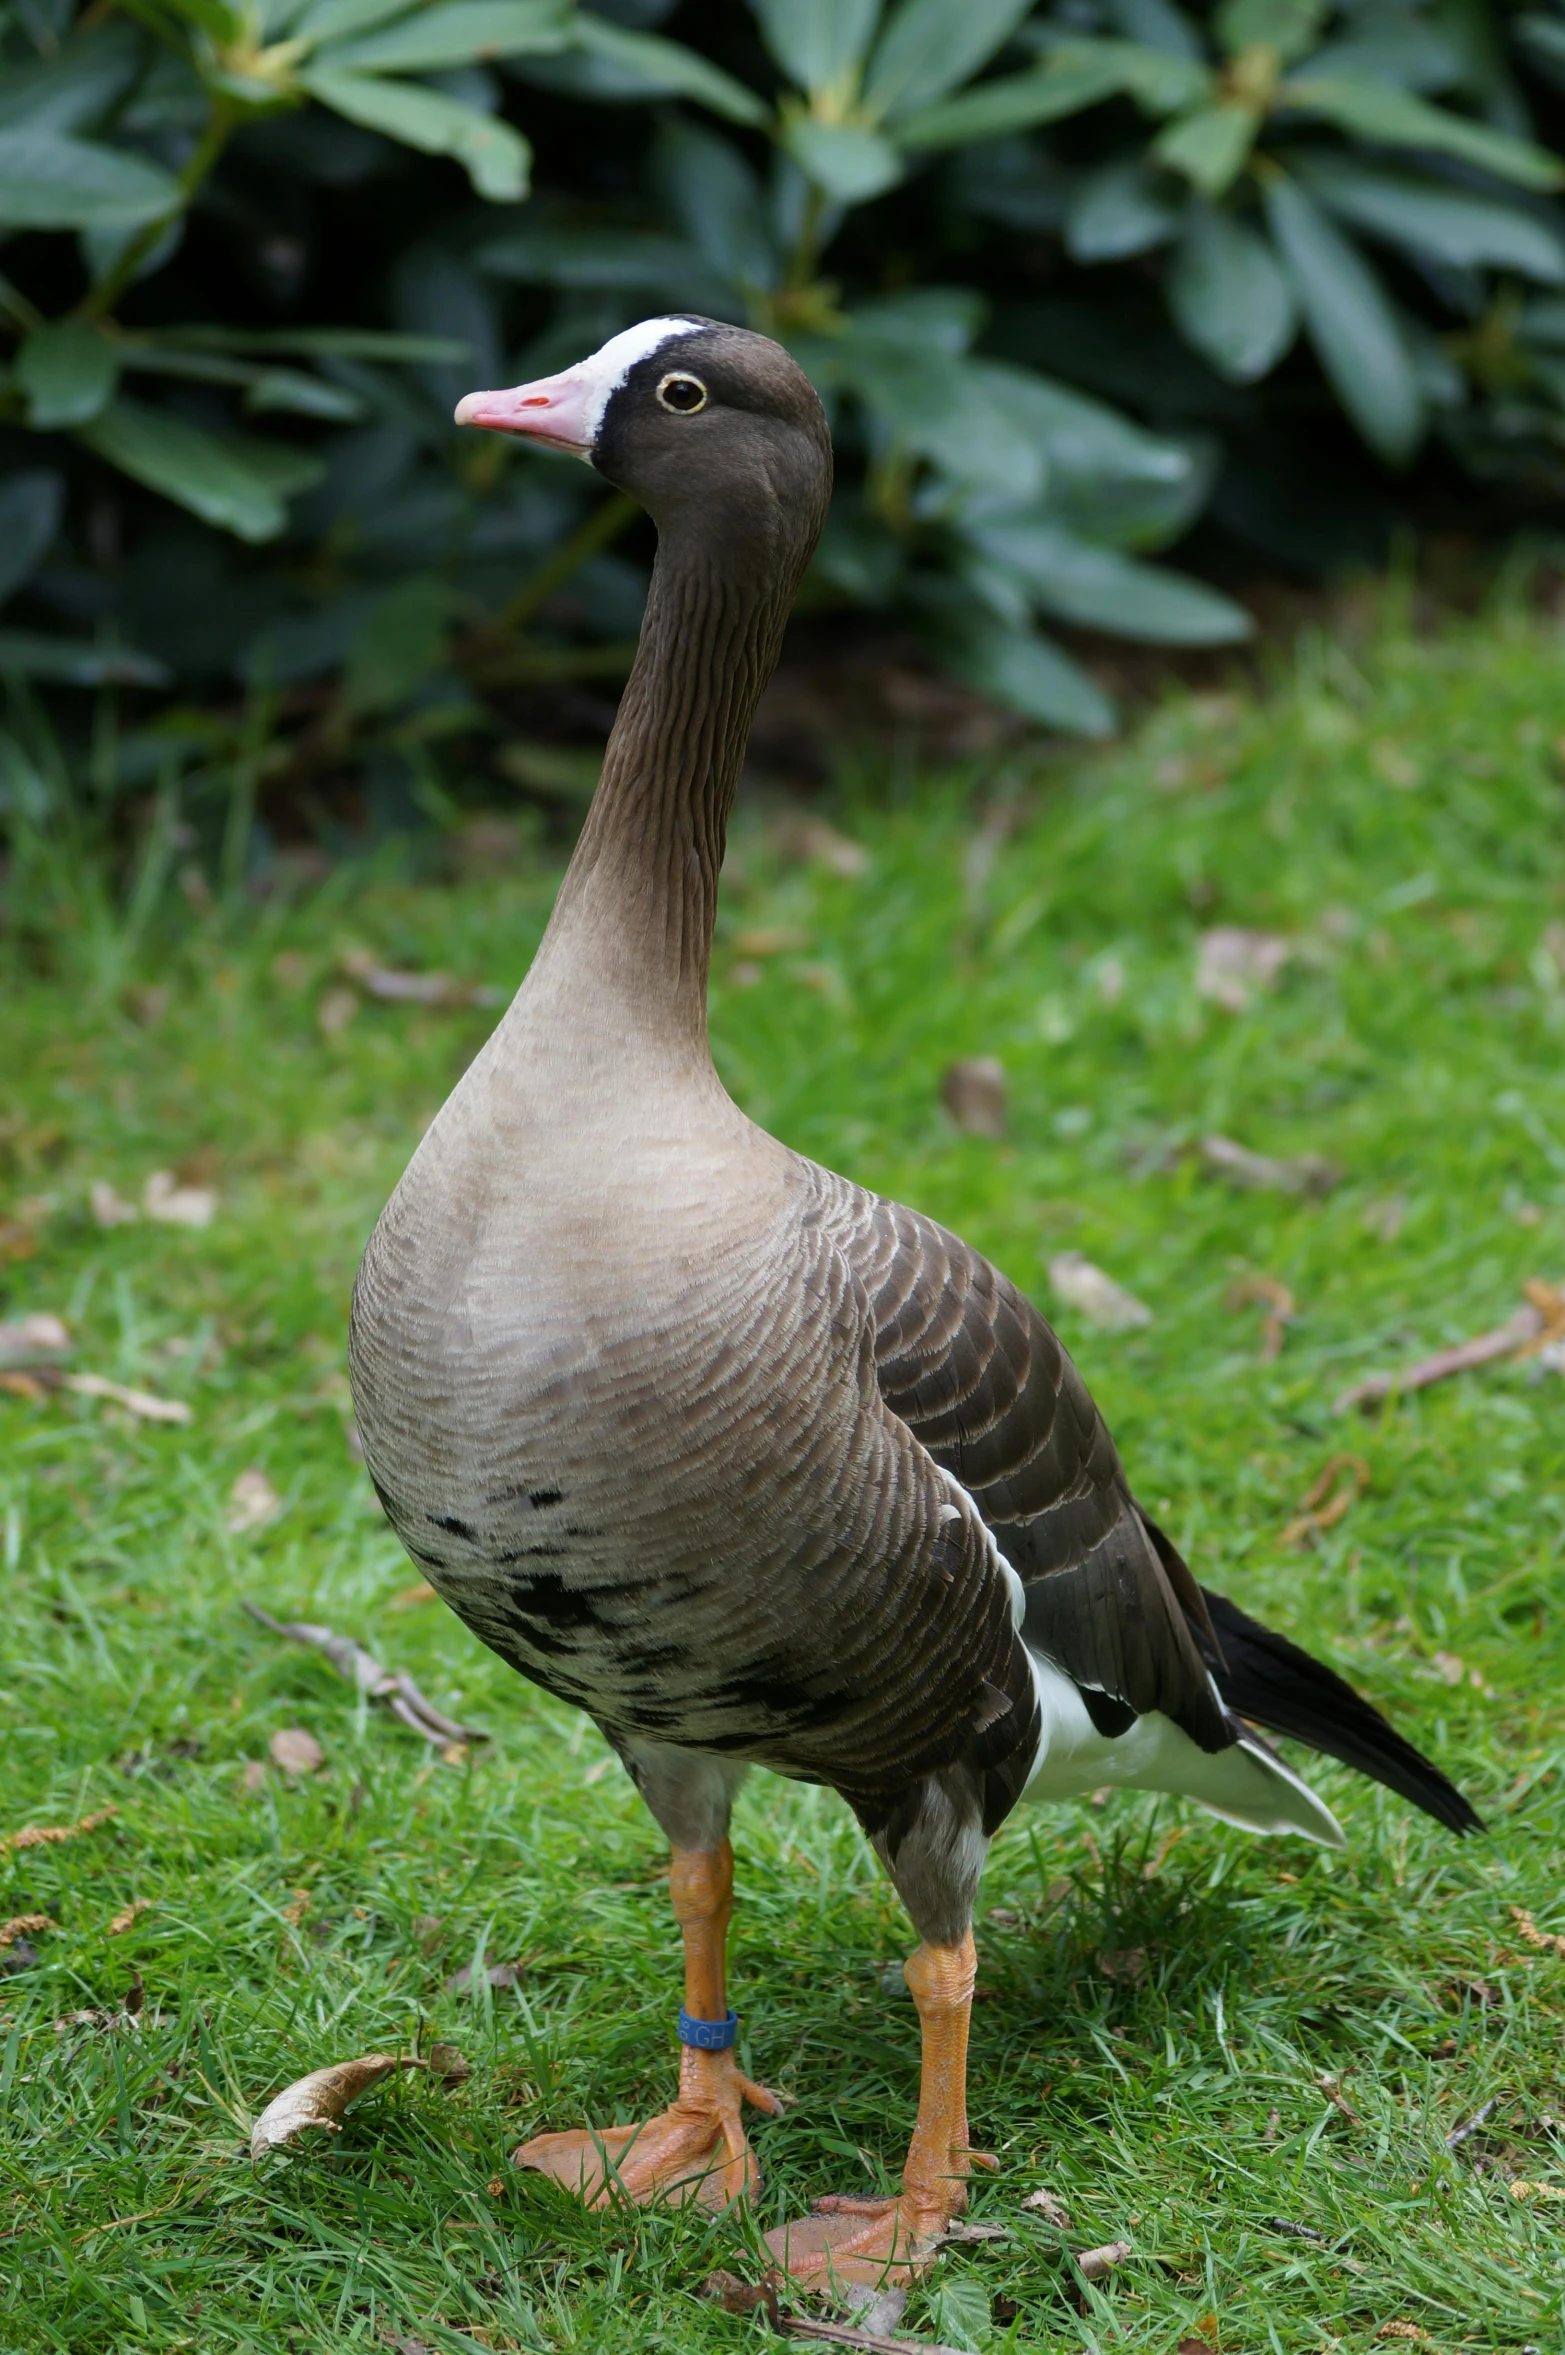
[3,592,1564,2353]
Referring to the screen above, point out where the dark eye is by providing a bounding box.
[656,372,708,415]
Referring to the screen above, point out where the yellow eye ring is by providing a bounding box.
[656,372,708,415]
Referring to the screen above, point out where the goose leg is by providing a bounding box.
[513,1838,781,2210]
[761,1930,988,2286]
[763,1772,994,2289]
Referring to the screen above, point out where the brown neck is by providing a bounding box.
[533,502,805,1049]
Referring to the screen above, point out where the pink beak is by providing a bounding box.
[454,365,599,458]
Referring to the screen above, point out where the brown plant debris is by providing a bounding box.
[1511,1906,1565,1957]
[940,1057,1007,1138]
[1195,927,1290,1011]
[1511,2179,1565,2201]
[227,1469,281,1534]
[0,1913,54,1948]
[244,1602,488,1747]
[2,1806,117,1854]
[1335,1279,1565,1412]
[1227,1274,1296,1361]
[1076,2239,1132,2281]
[1200,1135,1340,1195]
[1022,2186,1072,2228]
[0,1314,70,1369]
[1376,2326,1430,2344]
[445,1955,526,1995]
[62,1373,192,1426]
[249,2052,432,2158]
[108,1900,151,1935]
[1280,1455,1370,1547]
[270,1729,325,1777]
[1049,1252,1153,1331]
[338,947,505,1011]
[142,1170,217,1228]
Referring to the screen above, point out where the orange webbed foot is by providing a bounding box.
[514,2053,780,2212]
[761,2185,954,2289]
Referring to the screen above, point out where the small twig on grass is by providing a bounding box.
[242,1603,487,1747]
[1447,2094,1505,2149]
[1280,1456,1370,1547]
[1335,1282,1565,1412]
[1,1807,117,1854]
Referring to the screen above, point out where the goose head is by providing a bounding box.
[454,316,831,548]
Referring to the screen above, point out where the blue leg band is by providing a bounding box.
[677,2007,738,2051]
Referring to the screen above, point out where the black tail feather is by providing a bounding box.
[1200,1588,1483,1836]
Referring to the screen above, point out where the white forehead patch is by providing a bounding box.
[574,317,702,445]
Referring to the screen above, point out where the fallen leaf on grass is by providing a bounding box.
[1022,2186,1072,2227]
[0,1314,70,1368]
[792,817,870,878]
[732,926,810,958]
[270,1728,325,1776]
[1076,2239,1131,2281]
[244,1602,487,1747]
[1226,1275,1295,1362]
[1335,1280,1565,1412]
[391,1581,438,1608]
[1097,1947,1146,1983]
[941,1057,1007,1139]
[1511,2179,1565,2202]
[63,1373,191,1425]
[445,1956,525,1996]
[0,1217,38,1262]
[250,2053,429,2159]
[1200,1135,1340,1196]
[1511,1906,1565,1958]
[239,1759,269,1795]
[1279,1455,1369,1547]
[338,948,505,1012]
[142,1170,216,1228]
[1376,2326,1430,2344]
[318,986,358,1037]
[89,1181,139,1229]
[423,2042,470,2084]
[227,1468,281,1533]
[0,1913,54,1949]
[108,1900,151,1935]
[1049,1253,1152,1331]
[1196,927,1290,1011]
[2,1806,117,1854]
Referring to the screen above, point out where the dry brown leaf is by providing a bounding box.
[794,817,869,878]
[1227,1274,1296,1362]
[239,1759,269,1795]
[108,1899,151,1935]
[317,986,359,1037]
[270,1727,325,1776]
[142,1170,216,1228]
[391,1581,438,1609]
[227,1468,281,1534]
[941,1058,1007,1139]
[89,1181,139,1229]
[1511,2179,1565,2201]
[423,2042,470,2084]
[249,2052,427,2158]
[1376,2326,1429,2344]
[0,1314,70,1368]
[0,1913,54,1948]
[1076,2239,1131,2281]
[1097,1946,1147,1983]
[2,1806,117,1854]
[1195,927,1290,1011]
[1200,1135,1340,1196]
[1022,2186,1072,2227]
[63,1373,191,1426]
[732,926,809,958]
[1279,1454,1369,1547]
[338,947,504,1010]
[1049,1253,1152,1332]
[445,1956,525,1995]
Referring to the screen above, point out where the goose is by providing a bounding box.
[348,316,1481,2289]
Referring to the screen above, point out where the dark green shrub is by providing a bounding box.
[1,0,1563,870]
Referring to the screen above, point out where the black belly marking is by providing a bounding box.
[429,1512,477,1540]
